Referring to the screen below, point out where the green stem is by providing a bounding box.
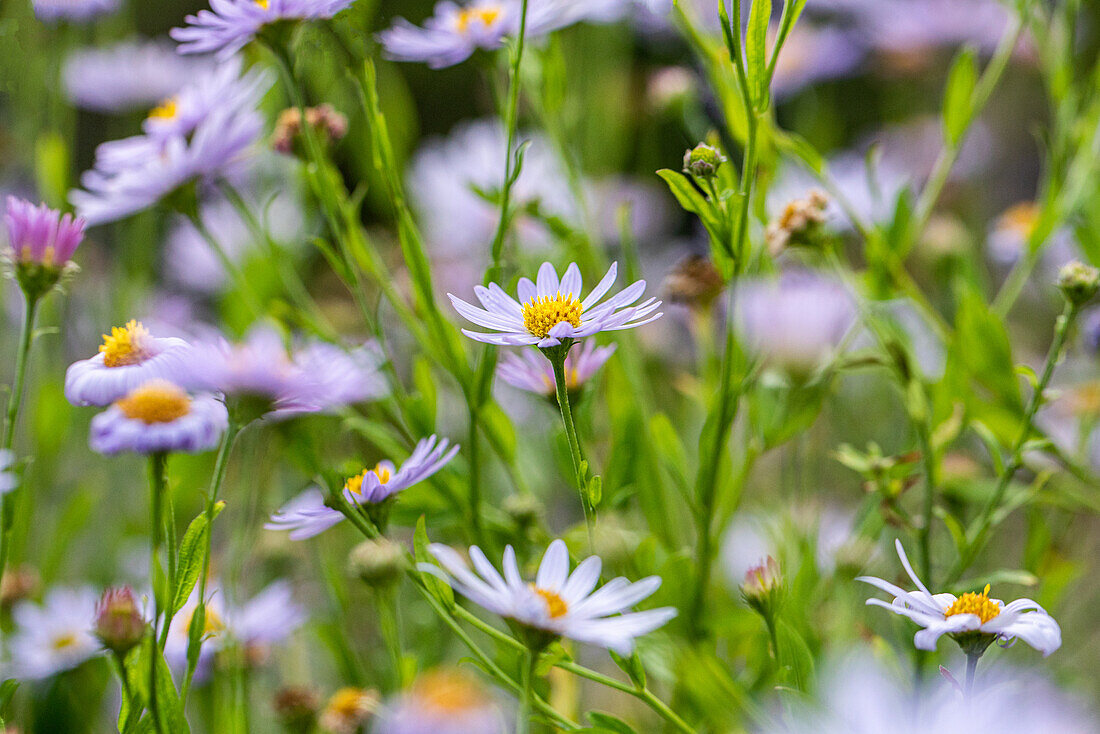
[465,403,486,546]
[0,292,39,605]
[147,452,169,734]
[486,0,532,284]
[946,302,1078,584]
[915,417,937,586]
[516,648,537,734]
[549,347,595,542]
[377,588,405,692]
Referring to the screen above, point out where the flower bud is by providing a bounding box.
[741,556,782,617]
[682,143,726,179]
[502,493,542,527]
[271,104,348,156]
[94,587,147,656]
[347,538,405,589]
[1058,260,1100,306]
[4,197,86,301]
[765,190,830,256]
[273,685,320,734]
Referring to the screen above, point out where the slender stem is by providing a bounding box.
[377,588,405,692]
[486,0,532,283]
[516,648,537,734]
[465,404,486,545]
[557,661,699,734]
[550,348,595,542]
[946,303,1078,583]
[147,452,169,734]
[0,292,39,606]
[915,417,937,586]
[964,653,980,698]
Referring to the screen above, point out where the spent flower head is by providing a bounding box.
[765,190,830,256]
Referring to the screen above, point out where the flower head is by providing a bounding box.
[65,320,191,407]
[89,380,228,455]
[373,668,506,734]
[0,450,17,497]
[682,142,725,179]
[378,0,514,68]
[449,262,662,348]
[93,587,147,656]
[424,539,676,654]
[741,556,782,617]
[1058,260,1100,307]
[32,0,119,22]
[321,687,380,734]
[164,580,306,678]
[172,0,357,60]
[4,198,86,288]
[267,435,459,539]
[859,539,1062,656]
[497,341,616,397]
[8,587,101,680]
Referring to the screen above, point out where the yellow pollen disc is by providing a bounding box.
[116,381,192,424]
[414,670,488,713]
[327,688,374,717]
[521,293,583,339]
[999,201,1039,237]
[944,584,1000,624]
[372,462,391,484]
[181,606,226,638]
[255,0,269,8]
[100,320,152,368]
[456,5,501,32]
[148,97,178,121]
[52,633,78,651]
[530,585,569,618]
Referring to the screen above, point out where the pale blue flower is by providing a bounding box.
[32,0,118,23]
[0,450,17,496]
[498,341,616,396]
[65,320,191,407]
[89,381,228,455]
[172,0,357,60]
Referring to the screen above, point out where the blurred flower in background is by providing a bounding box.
[0,450,16,497]
[88,380,229,455]
[65,320,191,406]
[6,587,100,680]
[373,668,506,734]
[172,0,357,59]
[31,0,119,23]
[497,340,616,397]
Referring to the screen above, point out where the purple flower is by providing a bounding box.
[0,450,16,496]
[65,320,191,407]
[266,435,459,539]
[498,341,616,396]
[4,197,85,267]
[89,381,228,455]
[171,0,358,60]
[449,261,662,348]
[32,0,119,23]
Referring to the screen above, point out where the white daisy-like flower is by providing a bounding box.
[266,435,460,539]
[65,320,191,407]
[0,450,17,496]
[424,539,677,654]
[859,540,1062,656]
[7,587,101,680]
[448,262,662,348]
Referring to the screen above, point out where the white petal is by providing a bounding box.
[581,262,618,310]
[535,540,570,591]
[536,262,560,298]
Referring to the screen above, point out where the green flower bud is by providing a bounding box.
[348,538,405,588]
[1057,260,1100,306]
[682,143,726,179]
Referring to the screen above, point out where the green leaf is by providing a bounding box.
[609,649,646,690]
[775,619,814,692]
[586,712,639,734]
[746,0,773,107]
[655,169,728,248]
[414,516,454,611]
[171,502,225,615]
[34,132,70,209]
[943,46,978,145]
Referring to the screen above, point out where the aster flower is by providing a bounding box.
[178,327,387,418]
[65,320,191,407]
[373,669,506,734]
[0,450,16,496]
[498,341,616,397]
[449,262,662,348]
[31,0,119,22]
[378,0,514,68]
[424,539,677,654]
[62,40,215,114]
[735,271,855,376]
[171,0,358,60]
[89,380,229,455]
[266,435,459,539]
[164,581,305,677]
[7,587,101,680]
[322,687,381,734]
[859,539,1062,656]
[4,197,85,268]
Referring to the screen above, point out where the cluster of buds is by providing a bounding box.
[765,190,830,256]
[347,537,405,589]
[1057,260,1100,307]
[3,197,85,302]
[682,143,726,180]
[741,556,782,619]
[271,104,349,157]
[93,586,147,657]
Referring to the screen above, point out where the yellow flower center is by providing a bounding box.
[456,5,502,33]
[530,585,569,618]
[944,584,1000,624]
[998,201,1039,238]
[116,381,192,424]
[52,632,78,651]
[325,687,377,719]
[345,463,391,495]
[148,97,178,121]
[414,670,489,713]
[521,293,583,339]
[255,0,270,7]
[180,605,226,639]
[100,320,153,368]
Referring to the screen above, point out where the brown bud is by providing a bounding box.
[271,104,349,156]
[94,587,147,656]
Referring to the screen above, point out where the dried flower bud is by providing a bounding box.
[765,190,830,256]
[273,685,320,734]
[319,687,379,734]
[741,556,782,617]
[348,538,405,589]
[682,143,726,179]
[0,565,39,608]
[662,255,725,310]
[1058,261,1100,306]
[94,587,147,656]
[271,104,349,156]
